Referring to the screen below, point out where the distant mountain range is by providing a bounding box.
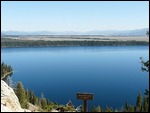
[1,28,149,36]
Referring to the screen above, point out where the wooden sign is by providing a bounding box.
[77,93,94,112]
[77,93,94,100]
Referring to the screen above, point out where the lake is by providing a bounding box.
[1,46,149,111]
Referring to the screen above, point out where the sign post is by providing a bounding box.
[77,93,94,112]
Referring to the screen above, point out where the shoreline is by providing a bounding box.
[1,71,13,80]
[1,36,149,48]
[1,44,149,48]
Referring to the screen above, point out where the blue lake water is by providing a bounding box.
[1,46,149,110]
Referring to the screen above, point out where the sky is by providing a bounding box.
[1,1,149,32]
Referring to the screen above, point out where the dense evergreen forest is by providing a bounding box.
[1,62,13,78]
[14,81,75,112]
[1,38,149,47]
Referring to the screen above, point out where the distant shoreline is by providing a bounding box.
[1,44,149,48]
[2,35,149,41]
[1,36,149,48]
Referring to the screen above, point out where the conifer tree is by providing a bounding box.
[136,92,142,111]
[125,101,129,112]
[15,81,28,108]
[40,93,47,109]
[96,105,102,112]
[143,96,149,112]
[128,105,135,112]
[33,93,38,105]
[25,88,29,102]
[29,90,33,103]
[92,106,96,112]
[140,56,149,111]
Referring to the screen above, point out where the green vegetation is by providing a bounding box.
[1,62,13,78]
[14,81,28,108]
[1,38,149,47]
[92,105,102,112]
[91,94,149,112]
[140,57,149,72]
[140,57,149,112]
[14,81,75,111]
[136,92,143,112]
[14,80,149,112]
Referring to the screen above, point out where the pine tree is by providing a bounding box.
[125,101,129,111]
[143,96,149,112]
[92,106,96,112]
[96,105,102,112]
[40,93,47,109]
[33,93,38,105]
[41,98,47,109]
[136,92,142,111]
[140,50,149,111]
[114,109,118,112]
[15,81,28,108]
[105,106,113,112]
[128,105,135,112]
[25,88,29,102]
[46,98,51,106]
[29,90,33,103]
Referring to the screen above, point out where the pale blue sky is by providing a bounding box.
[1,1,149,32]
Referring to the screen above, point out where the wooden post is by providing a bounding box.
[77,93,94,112]
[84,99,87,112]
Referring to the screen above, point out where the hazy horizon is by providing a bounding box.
[1,27,149,32]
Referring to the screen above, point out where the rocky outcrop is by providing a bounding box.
[1,80,26,112]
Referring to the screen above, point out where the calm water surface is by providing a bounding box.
[1,46,149,110]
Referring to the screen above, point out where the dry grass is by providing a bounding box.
[9,36,149,42]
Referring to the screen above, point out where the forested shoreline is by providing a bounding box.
[1,38,149,47]
[1,62,13,79]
